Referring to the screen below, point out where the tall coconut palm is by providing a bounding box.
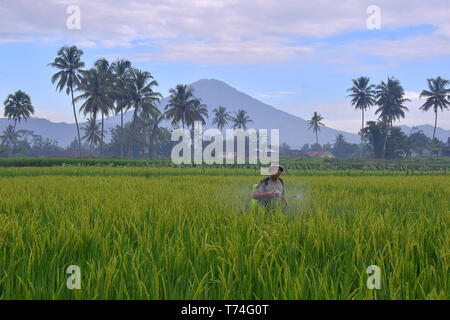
[164,84,197,129]
[127,68,162,157]
[212,106,231,132]
[3,90,35,129]
[0,125,22,157]
[307,112,324,145]
[186,98,208,156]
[188,98,209,128]
[111,59,132,159]
[147,113,165,159]
[375,77,410,158]
[94,58,114,157]
[81,117,102,157]
[419,77,450,140]
[347,76,376,157]
[75,65,113,158]
[48,45,85,157]
[131,114,150,157]
[76,68,102,120]
[230,109,252,130]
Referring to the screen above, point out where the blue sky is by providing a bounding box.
[1,0,449,133]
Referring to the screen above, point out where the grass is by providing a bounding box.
[0,167,448,299]
[0,166,447,177]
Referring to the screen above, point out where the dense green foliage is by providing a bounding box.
[0,158,448,172]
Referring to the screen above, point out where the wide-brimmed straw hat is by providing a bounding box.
[268,161,286,175]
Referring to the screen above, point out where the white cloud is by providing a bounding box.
[356,35,450,62]
[404,91,422,100]
[252,91,296,99]
[1,1,450,64]
[132,39,315,64]
[277,91,295,95]
[75,40,96,48]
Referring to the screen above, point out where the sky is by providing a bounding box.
[0,0,449,133]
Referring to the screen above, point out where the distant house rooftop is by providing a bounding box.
[285,149,308,158]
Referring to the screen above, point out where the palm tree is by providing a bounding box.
[164,84,196,129]
[347,76,376,157]
[0,125,22,157]
[188,98,209,128]
[230,109,252,130]
[111,59,132,159]
[147,113,165,159]
[48,45,85,157]
[419,77,450,140]
[75,64,113,158]
[186,98,209,157]
[94,58,114,157]
[81,117,102,157]
[3,90,35,129]
[212,106,231,132]
[20,129,35,144]
[76,68,102,120]
[136,114,150,156]
[307,112,324,144]
[375,77,410,158]
[334,133,346,145]
[127,68,162,157]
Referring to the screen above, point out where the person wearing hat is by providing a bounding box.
[252,162,289,208]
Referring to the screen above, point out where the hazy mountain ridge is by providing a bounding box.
[399,124,450,142]
[1,79,449,148]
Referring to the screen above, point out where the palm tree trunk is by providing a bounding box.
[100,113,104,158]
[128,112,137,158]
[13,120,17,131]
[315,129,318,145]
[70,85,82,158]
[128,137,133,158]
[90,139,93,157]
[149,124,156,160]
[383,120,389,159]
[148,141,152,160]
[360,109,364,158]
[148,129,152,160]
[120,109,124,160]
[143,126,147,158]
[128,141,133,158]
[433,110,437,141]
[141,126,145,158]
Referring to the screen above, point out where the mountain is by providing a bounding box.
[399,125,450,142]
[1,79,361,148]
[3,79,448,148]
[0,117,78,147]
[106,79,360,147]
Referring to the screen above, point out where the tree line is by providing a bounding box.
[2,45,253,159]
[2,45,449,159]
[305,76,449,158]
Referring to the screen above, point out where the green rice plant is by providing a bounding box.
[0,167,447,178]
[0,169,448,299]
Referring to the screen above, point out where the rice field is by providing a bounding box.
[0,167,448,299]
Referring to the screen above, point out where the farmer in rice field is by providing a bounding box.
[252,162,289,208]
